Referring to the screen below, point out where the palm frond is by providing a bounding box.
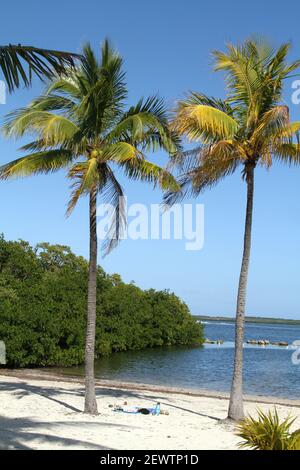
[183,92,235,115]
[100,166,126,256]
[46,77,82,101]
[3,108,80,146]
[67,158,99,215]
[28,94,77,112]
[172,103,239,142]
[0,149,74,179]
[0,44,81,92]
[122,158,180,192]
[75,41,126,137]
[164,143,241,206]
[212,42,261,111]
[213,39,300,130]
[272,142,300,165]
[103,141,144,163]
[106,96,180,154]
[251,105,290,147]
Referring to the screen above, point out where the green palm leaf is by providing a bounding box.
[172,103,239,142]
[122,158,180,192]
[0,149,74,179]
[0,44,81,92]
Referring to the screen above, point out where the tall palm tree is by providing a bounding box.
[0,44,80,92]
[165,40,300,421]
[0,40,179,414]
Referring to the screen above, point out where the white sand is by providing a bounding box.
[1,373,300,450]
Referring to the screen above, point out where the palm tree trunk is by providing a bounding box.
[84,186,98,414]
[228,165,255,421]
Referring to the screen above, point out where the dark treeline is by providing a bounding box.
[0,236,204,367]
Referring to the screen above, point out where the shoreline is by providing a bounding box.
[196,315,300,325]
[1,370,300,449]
[1,368,300,408]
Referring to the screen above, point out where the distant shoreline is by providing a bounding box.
[195,315,300,325]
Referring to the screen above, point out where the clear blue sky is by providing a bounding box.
[0,0,300,318]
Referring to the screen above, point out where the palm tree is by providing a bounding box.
[0,44,80,92]
[165,39,300,421]
[0,40,179,414]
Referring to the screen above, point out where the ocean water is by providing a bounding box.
[56,321,300,399]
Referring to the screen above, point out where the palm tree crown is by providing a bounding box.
[1,40,179,252]
[166,40,300,203]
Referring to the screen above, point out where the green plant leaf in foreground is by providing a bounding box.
[236,408,300,450]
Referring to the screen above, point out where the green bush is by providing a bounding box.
[236,408,300,450]
[0,236,204,367]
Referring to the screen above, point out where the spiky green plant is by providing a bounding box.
[164,39,300,420]
[236,408,300,450]
[0,40,180,414]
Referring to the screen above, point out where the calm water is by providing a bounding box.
[53,322,300,399]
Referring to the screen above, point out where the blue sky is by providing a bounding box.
[0,0,300,318]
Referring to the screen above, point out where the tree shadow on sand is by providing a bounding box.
[0,378,221,439]
[0,381,146,450]
[0,379,169,413]
[0,380,84,412]
[0,414,119,449]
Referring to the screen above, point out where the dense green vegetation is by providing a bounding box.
[0,236,203,367]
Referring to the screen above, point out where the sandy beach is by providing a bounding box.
[0,371,300,450]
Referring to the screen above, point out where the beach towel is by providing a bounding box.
[113,403,161,415]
